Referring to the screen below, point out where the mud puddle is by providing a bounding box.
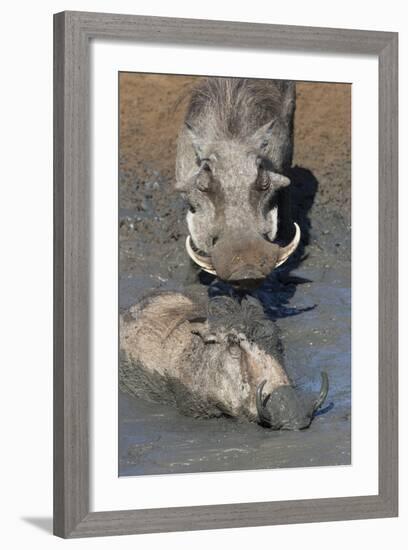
[118,74,351,476]
[118,191,351,476]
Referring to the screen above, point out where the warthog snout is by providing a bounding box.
[211,224,300,284]
[186,222,301,287]
[256,372,329,430]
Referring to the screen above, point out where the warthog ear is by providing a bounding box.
[251,118,277,151]
[185,121,205,160]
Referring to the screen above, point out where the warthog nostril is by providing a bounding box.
[212,236,219,246]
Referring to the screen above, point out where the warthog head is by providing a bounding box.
[256,373,329,431]
[176,78,299,288]
[205,296,329,430]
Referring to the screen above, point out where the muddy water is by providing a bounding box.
[118,75,351,476]
[118,181,351,475]
[119,265,351,475]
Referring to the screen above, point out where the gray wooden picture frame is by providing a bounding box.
[53,10,398,538]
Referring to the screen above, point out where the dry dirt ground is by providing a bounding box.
[119,74,350,212]
[118,73,351,476]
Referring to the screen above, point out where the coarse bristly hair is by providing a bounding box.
[207,295,283,360]
[186,77,295,140]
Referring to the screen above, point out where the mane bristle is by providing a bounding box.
[186,77,294,140]
[207,295,282,358]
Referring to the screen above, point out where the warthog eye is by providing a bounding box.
[197,178,209,192]
[196,161,212,192]
[198,158,211,172]
[256,155,274,171]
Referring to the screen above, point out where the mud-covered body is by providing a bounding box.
[120,291,328,429]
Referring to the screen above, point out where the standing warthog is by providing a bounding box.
[120,291,328,430]
[176,77,300,288]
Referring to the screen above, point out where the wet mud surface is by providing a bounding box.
[118,74,351,476]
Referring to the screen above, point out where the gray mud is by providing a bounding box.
[118,75,351,476]
[118,167,351,476]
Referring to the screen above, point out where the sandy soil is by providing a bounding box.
[118,73,351,476]
[119,73,351,213]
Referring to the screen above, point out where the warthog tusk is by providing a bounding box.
[276,222,301,268]
[186,236,217,275]
[256,380,272,427]
[313,371,329,413]
[186,222,301,275]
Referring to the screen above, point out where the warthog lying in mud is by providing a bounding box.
[120,291,328,430]
[176,77,300,288]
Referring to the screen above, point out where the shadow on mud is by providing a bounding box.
[313,401,335,417]
[200,166,319,321]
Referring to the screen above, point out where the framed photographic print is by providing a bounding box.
[53,11,398,538]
